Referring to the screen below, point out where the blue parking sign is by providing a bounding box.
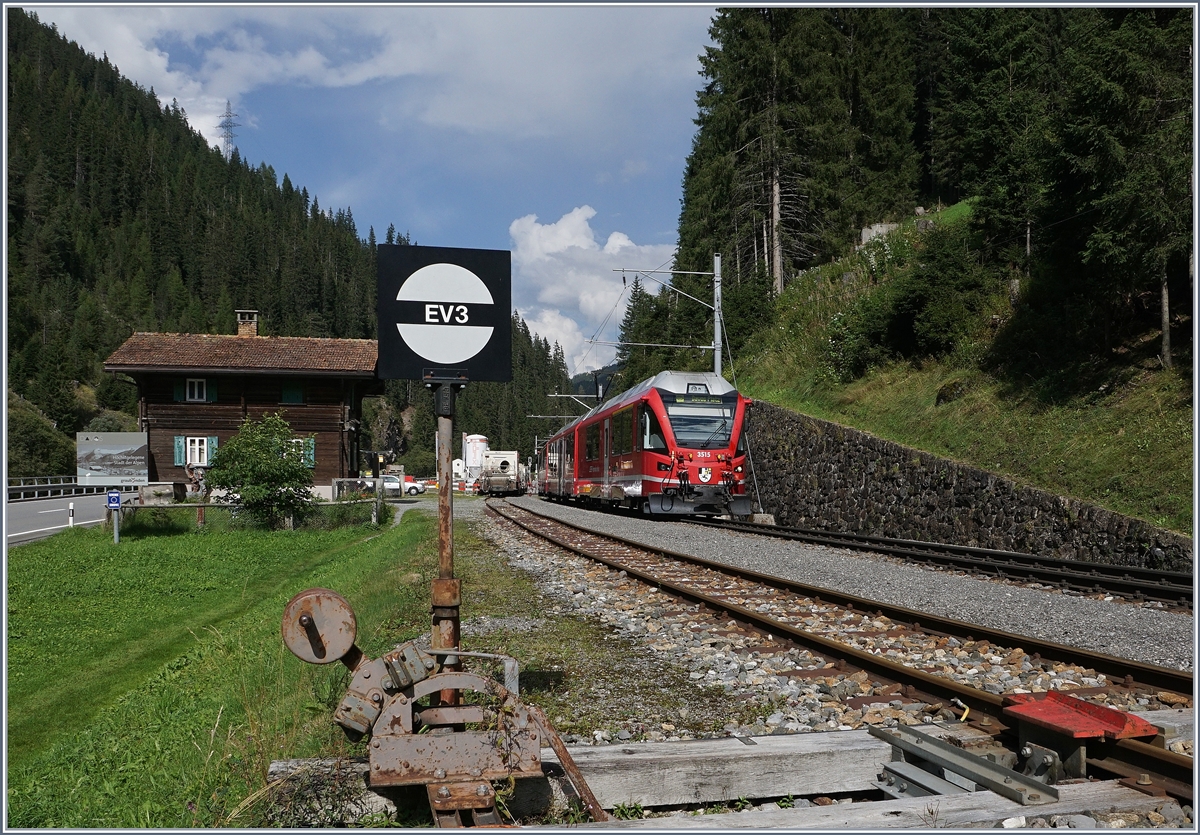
[106,490,122,509]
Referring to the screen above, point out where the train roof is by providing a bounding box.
[606,370,737,410]
[552,371,738,439]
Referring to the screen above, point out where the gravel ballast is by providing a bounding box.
[506,496,1194,672]
[460,495,1193,751]
[347,495,1194,827]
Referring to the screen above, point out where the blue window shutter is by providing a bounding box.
[304,437,315,468]
[173,436,185,466]
[282,382,304,404]
[206,379,218,403]
[207,436,218,465]
[174,380,185,402]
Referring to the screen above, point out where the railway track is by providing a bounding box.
[487,499,1194,804]
[685,517,1194,611]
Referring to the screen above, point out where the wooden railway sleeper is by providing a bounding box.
[492,502,1194,805]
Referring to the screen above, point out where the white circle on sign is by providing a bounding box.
[396,263,495,303]
[396,263,495,364]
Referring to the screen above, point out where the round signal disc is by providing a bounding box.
[281,588,357,664]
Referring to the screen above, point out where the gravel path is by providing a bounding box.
[506,496,1194,672]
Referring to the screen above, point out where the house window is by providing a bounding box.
[289,437,316,468]
[186,378,207,402]
[187,437,208,466]
[174,435,218,468]
[175,379,216,403]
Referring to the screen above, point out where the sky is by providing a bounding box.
[29,4,719,374]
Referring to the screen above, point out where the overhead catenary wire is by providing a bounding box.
[578,255,679,372]
[575,283,630,374]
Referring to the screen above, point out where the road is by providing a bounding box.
[5,490,139,546]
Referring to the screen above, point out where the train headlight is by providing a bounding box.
[657,462,672,472]
[734,465,744,473]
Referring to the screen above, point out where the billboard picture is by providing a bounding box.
[76,432,149,485]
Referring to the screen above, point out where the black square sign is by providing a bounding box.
[377,245,512,382]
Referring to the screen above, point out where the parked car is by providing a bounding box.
[381,475,402,495]
[403,475,427,495]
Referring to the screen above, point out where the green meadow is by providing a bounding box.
[6,508,434,828]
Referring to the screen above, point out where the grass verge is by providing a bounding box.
[6,510,420,827]
[6,504,768,827]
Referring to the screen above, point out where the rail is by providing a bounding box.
[492,501,1193,694]
[489,499,1194,803]
[689,517,1193,609]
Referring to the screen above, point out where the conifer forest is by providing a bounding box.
[6,8,1192,476]
[5,9,572,476]
[620,8,1191,394]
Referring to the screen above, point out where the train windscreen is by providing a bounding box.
[660,392,737,449]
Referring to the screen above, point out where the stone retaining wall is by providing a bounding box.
[744,402,1193,571]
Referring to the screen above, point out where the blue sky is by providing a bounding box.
[32,5,718,373]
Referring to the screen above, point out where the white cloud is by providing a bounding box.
[34,6,714,148]
[510,207,675,375]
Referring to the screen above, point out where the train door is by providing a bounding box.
[609,408,634,502]
[551,438,560,494]
[566,431,578,497]
[558,435,569,495]
[601,418,612,500]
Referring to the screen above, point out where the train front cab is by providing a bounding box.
[540,371,752,517]
[638,385,752,517]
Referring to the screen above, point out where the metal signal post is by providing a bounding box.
[713,254,723,378]
[428,376,466,700]
[272,244,611,826]
[376,243,512,706]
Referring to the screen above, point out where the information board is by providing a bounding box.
[77,432,149,486]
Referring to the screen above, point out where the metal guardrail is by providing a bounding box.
[9,476,78,486]
[7,477,135,501]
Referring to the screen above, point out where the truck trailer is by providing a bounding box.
[476,450,527,497]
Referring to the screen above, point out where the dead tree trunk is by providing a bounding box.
[1160,269,1172,369]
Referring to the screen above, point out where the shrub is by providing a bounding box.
[826,220,998,380]
[206,413,317,529]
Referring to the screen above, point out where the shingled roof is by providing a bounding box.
[104,332,378,377]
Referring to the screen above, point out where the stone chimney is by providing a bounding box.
[236,310,259,337]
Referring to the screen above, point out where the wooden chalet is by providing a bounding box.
[103,311,381,491]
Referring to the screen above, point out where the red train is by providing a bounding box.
[538,371,753,517]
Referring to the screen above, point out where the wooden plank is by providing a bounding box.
[559,781,1176,829]
[270,720,1193,822]
[270,731,894,819]
[529,730,891,809]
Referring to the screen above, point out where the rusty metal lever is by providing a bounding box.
[525,703,611,823]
